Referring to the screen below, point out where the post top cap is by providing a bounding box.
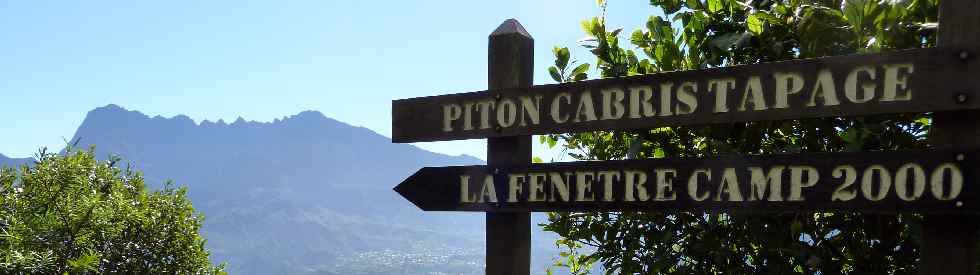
[490,19,532,38]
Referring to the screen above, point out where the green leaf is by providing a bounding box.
[840,126,869,152]
[843,0,868,31]
[707,0,724,14]
[708,32,750,50]
[630,29,647,46]
[685,0,700,9]
[650,0,682,14]
[549,67,563,83]
[67,250,100,273]
[747,14,764,35]
[554,47,571,70]
[571,63,590,76]
[610,27,623,37]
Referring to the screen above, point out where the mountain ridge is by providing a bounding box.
[67,104,497,274]
[0,153,33,168]
[77,104,483,162]
[6,104,557,274]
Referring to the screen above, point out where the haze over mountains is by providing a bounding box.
[0,154,30,168]
[0,104,559,274]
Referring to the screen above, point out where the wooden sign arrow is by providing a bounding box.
[394,149,980,213]
[393,47,980,143]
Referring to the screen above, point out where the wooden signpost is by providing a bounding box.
[392,1,980,274]
[484,19,532,275]
[396,150,978,213]
[921,1,980,274]
[393,47,980,143]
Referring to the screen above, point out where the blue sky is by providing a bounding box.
[0,0,655,160]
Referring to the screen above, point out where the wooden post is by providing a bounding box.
[921,0,980,274]
[486,19,532,275]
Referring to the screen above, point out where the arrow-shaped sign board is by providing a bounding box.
[395,150,979,213]
[392,47,980,143]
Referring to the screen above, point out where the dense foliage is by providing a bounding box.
[0,147,225,274]
[542,0,940,274]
